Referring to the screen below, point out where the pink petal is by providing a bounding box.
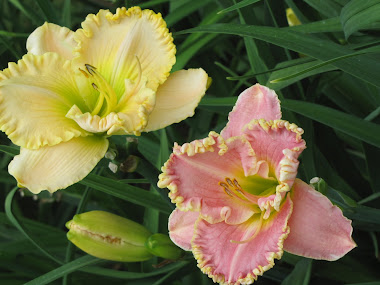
[158,132,259,225]
[168,208,199,251]
[221,84,282,139]
[283,179,356,261]
[192,197,292,285]
[243,120,306,190]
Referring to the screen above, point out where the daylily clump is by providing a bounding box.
[158,84,356,285]
[0,7,208,194]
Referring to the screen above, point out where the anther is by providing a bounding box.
[219,182,233,197]
[78,68,89,78]
[226,178,234,187]
[85,63,96,75]
[92,83,98,90]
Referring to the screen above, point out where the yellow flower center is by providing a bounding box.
[79,64,118,117]
[219,176,279,244]
[78,56,143,118]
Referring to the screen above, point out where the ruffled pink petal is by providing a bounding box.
[221,84,281,139]
[158,132,259,225]
[192,197,292,285]
[243,120,305,189]
[284,179,356,261]
[168,209,199,251]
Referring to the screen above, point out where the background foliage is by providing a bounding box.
[1,0,380,284]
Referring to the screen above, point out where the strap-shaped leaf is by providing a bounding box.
[341,0,380,39]
[178,23,380,88]
[80,174,172,214]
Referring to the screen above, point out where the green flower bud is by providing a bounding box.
[145,233,183,260]
[66,211,154,262]
[310,177,327,195]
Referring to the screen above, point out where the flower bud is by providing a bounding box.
[145,233,183,260]
[66,211,154,262]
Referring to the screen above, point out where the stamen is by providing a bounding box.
[79,68,89,78]
[219,182,233,197]
[82,64,118,116]
[230,211,265,244]
[115,55,143,111]
[85,64,97,75]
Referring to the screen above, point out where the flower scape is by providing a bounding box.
[158,84,356,285]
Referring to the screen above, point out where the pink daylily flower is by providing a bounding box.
[158,84,356,285]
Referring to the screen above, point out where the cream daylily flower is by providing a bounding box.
[0,7,209,194]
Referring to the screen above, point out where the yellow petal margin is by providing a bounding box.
[8,136,109,194]
[73,7,176,97]
[27,22,76,60]
[0,53,88,150]
[144,69,208,132]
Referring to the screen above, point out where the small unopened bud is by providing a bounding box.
[310,177,327,195]
[108,162,118,173]
[66,211,153,262]
[105,149,117,160]
[120,155,139,173]
[145,233,183,260]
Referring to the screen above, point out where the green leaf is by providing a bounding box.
[281,258,312,285]
[61,0,71,27]
[363,143,380,193]
[35,0,58,23]
[281,99,380,148]
[341,0,380,39]
[79,174,172,214]
[0,31,29,38]
[304,0,343,18]
[164,0,212,27]
[24,255,100,285]
[267,58,336,89]
[5,188,63,264]
[199,96,237,107]
[217,0,261,14]
[7,0,42,25]
[0,145,19,157]
[270,46,380,84]
[286,17,343,33]
[178,23,380,88]
[80,261,189,279]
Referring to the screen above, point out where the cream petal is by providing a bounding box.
[27,23,76,60]
[115,77,156,135]
[66,105,123,134]
[73,7,176,97]
[144,68,208,132]
[0,53,89,149]
[8,136,109,194]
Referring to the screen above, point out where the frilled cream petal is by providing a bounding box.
[27,22,76,60]
[114,77,156,135]
[192,197,292,285]
[0,53,88,149]
[66,105,124,134]
[73,6,176,98]
[168,209,199,251]
[221,84,282,139]
[242,119,306,211]
[8,136,109,194]
[158,132,266,225]
[284,179,356,261]
[144,68,208,132]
